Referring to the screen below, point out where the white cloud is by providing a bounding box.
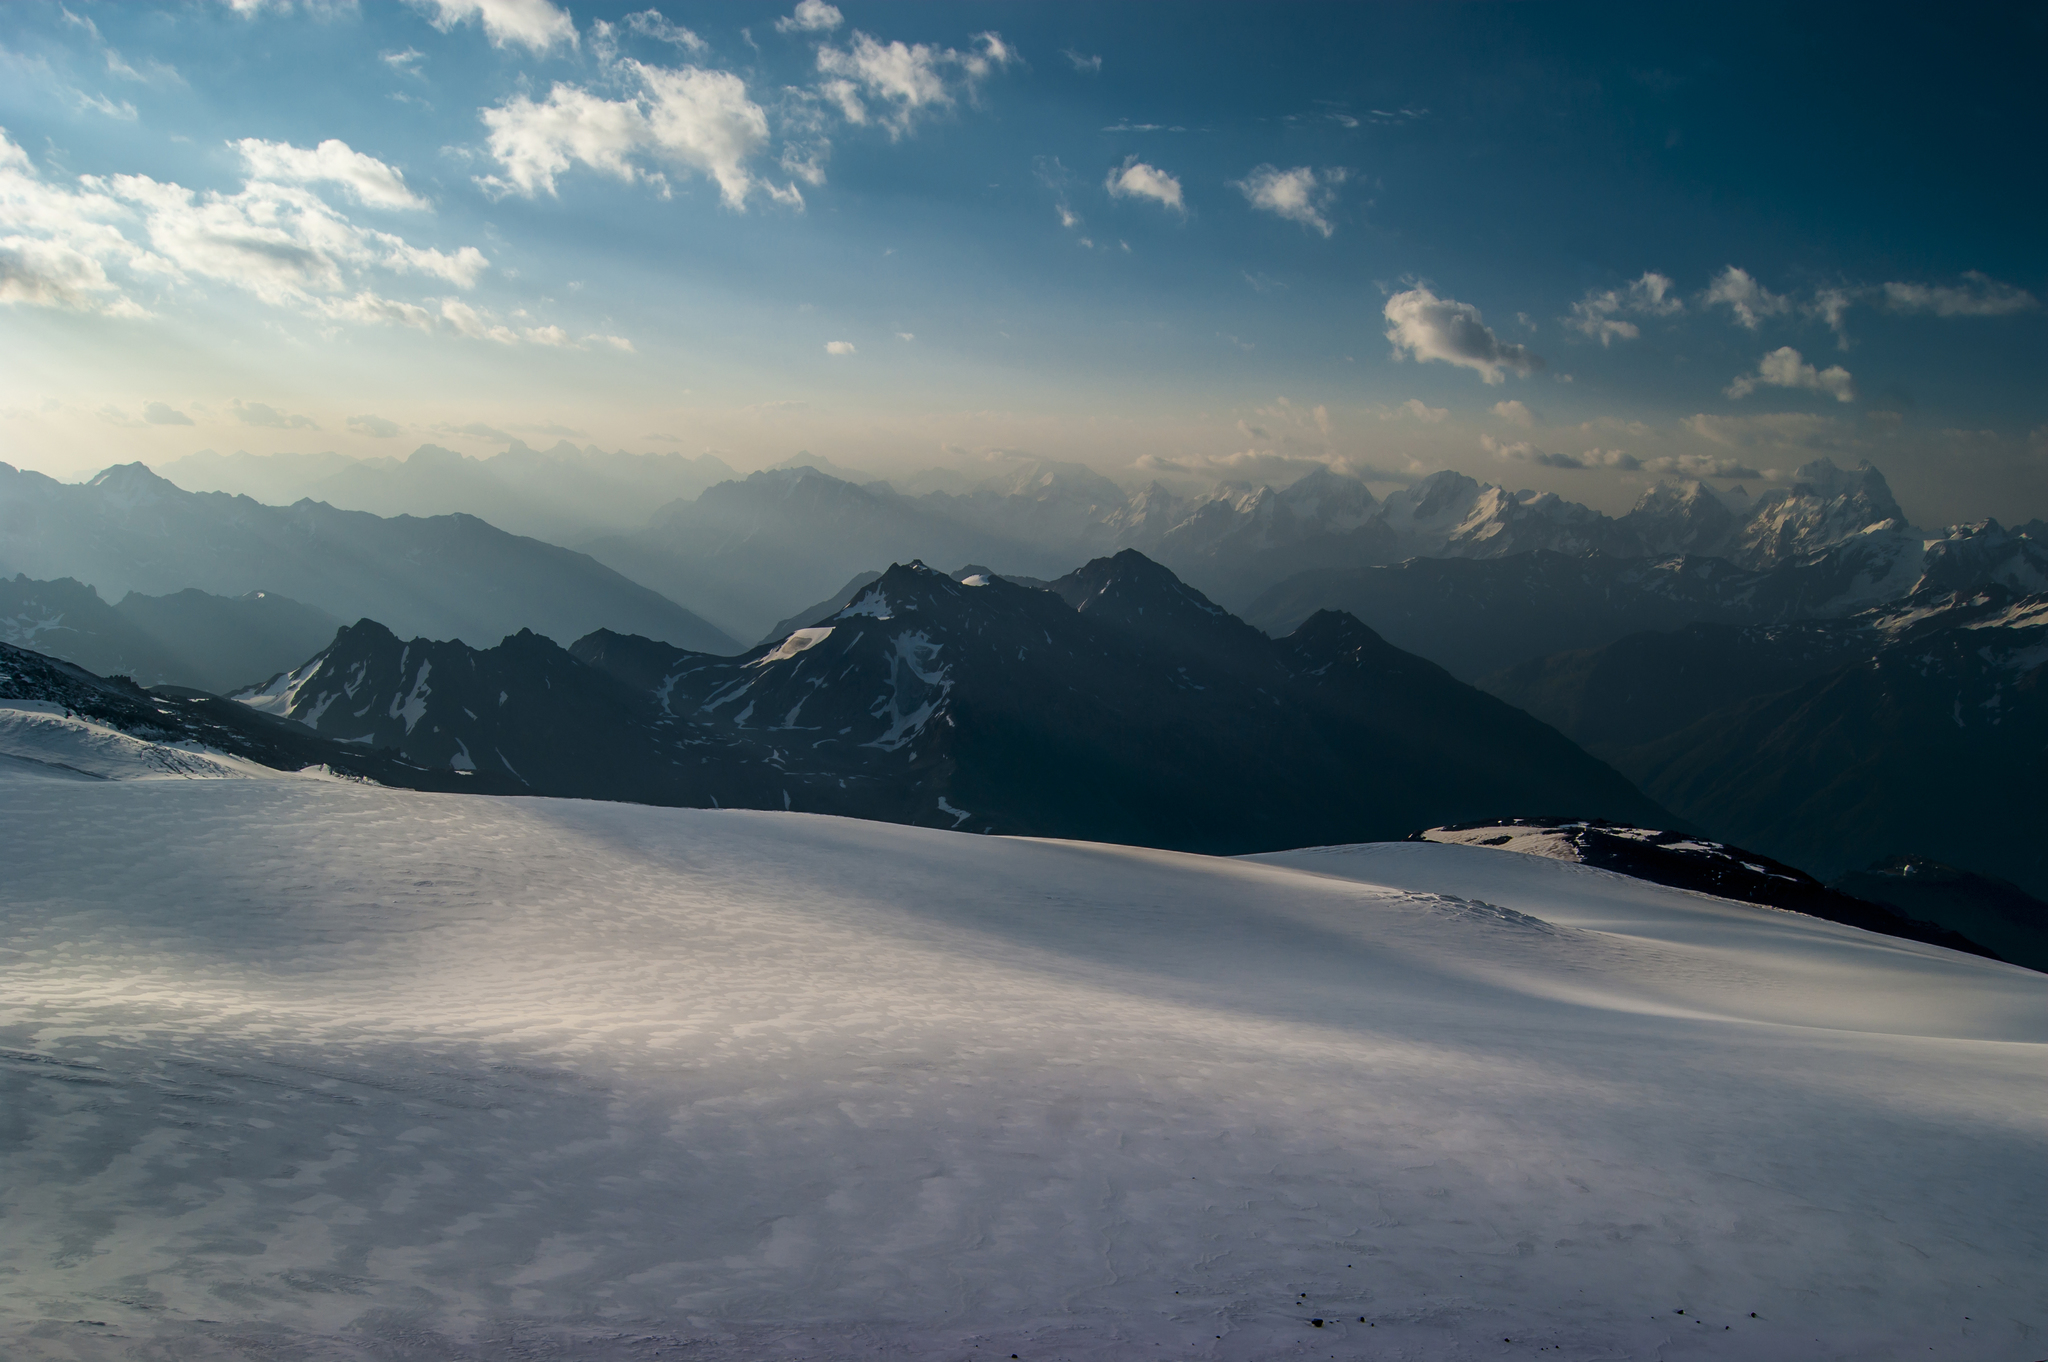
[348,413,402,437]
[1681,411,1851,452]
[813,31,1011,138]
[1400,398,1447,424]
[1565,271,1682,344]
[1105,157,1183,213]
[1882,271,2038,317]
[1232,164,1344,238]
[439,297,518,343]
[1063,49,1102,73]
[1492,399,1533,427]
[1702,266,1789,330]
[776,0,843,34]
[895,331,913,341]
[824,339,856,355]
[586,332,635,351]
[318,290,435,330]
[1645,452,1764,479]
[0,129,497,329]
[479,68,796,210]
[234,138,428,211]
[235,399,318,430]
[409,0,575,53]
[1482,435,1640,470]
[382,47,426,74]
[1725,346,1855,403]
[143,400,193,425]
[1383,286,1542,385]
[625,9,707,52]
[73,91,138,121]
[1806,286,1858,348]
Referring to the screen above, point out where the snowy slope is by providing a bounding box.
[1,770,2042,1361]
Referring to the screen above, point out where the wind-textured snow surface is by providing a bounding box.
[1,770,2043,1361]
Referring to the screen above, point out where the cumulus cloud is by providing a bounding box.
[1383,286,1542,385]
[1232,164,1344,237]
[1726,346,1855,402]
[1105,157,1184,213]
[824,339,856,355]
[1399,398,1447,424]
[1703,266,1790,330]
[479,67,798,209]
[814,30,1012,138]
[1492,399,1533,427]
[1681,411,1851,452]
[409,0,575,53]
[625,9,707,51]
[1136,448,1414,485]
[233,137,428,211]
[1483,435,1640,470]
[143,400,193,425]
[0,130,493,326]
[1882,271,2038,317]
[235,399,317,430]
[348,413,402,437]
[1565,271,1682,344]
[1645,452,1764,479]
[776,0,843,34]
[439,298,518,343]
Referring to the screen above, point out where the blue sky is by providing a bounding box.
[2,0,2043,523]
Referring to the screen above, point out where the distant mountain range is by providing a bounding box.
[1247,506,2046,680]
[1,575,340,695]
[231,552,1670,853]
[0,461,737,654]
[1487,585,2048,896]
[576,454,2037,646]
[154,441,739,545]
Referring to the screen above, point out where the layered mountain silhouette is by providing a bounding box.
[2,574,340,694]
[234,552,1669,853]
[155,442,739,545]
[0,461,736,654]
[1488,586,2048,895]
[1248,517,2047,681]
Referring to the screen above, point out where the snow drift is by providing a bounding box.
[0,762,2042,1360]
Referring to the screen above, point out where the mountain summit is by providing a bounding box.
[243,553,1669,852]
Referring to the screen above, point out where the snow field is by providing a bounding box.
[0,766,2043,1360]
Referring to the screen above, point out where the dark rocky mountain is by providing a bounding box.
[1579,589,2048,896]
[1416,820,2004,964]
[0,461,736,654]
[0,640,516,794]
[241,552,1671,854]
[1830,857,2048,974]
[156,442,740,544]
[1247,521,2048,682]
[2,574,341,694]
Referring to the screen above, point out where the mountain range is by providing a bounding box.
[1487,585,2048,895]
[232,552,1670,853]
[155,441,740,546]
[0,461,737,654]
[1,574,340,694]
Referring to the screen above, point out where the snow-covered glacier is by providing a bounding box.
[1,754,2042,1360]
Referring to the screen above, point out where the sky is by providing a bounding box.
[1,0,2044,524]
